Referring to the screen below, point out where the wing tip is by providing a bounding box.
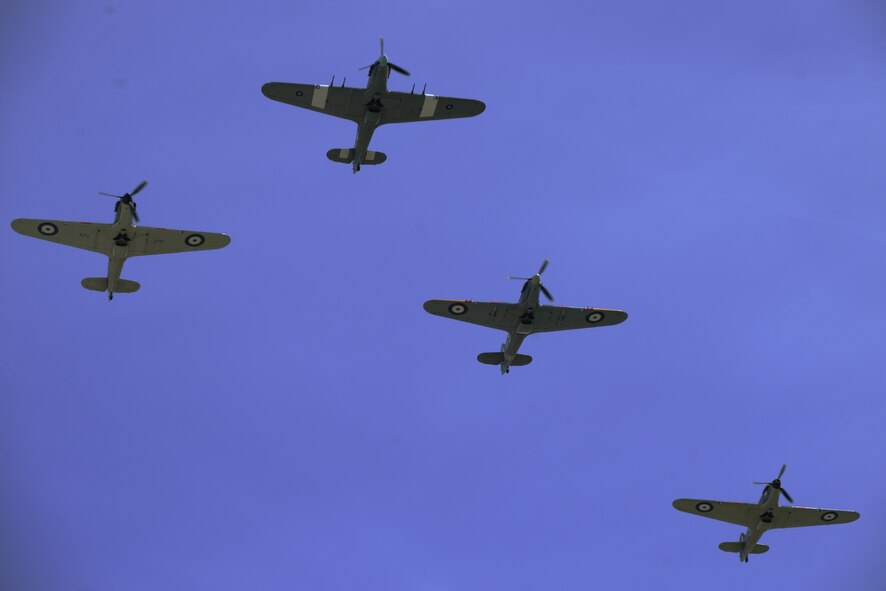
[10,218,30,234]
[261,82,290,100]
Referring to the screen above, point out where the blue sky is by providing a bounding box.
[2,1,886,589]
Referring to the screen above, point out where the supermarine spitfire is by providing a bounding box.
[673,465,860,563]
[261,37,486,173]
[424,260,628,374]
[11,181,230,300]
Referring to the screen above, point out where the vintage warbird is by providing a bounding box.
[673,465,860,563]
[423,260,628,374]
[261,38,486,173]
[10,181,231,300]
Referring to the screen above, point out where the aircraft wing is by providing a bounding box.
[770,506,860,529]
[672,499,760,527]
[11,219,113,255]
[380,93,486,124]
[423,300,628,332]
[262,82,365,123]
[530,305,628,332]
[126,227,231,256]
[423,300,522,331]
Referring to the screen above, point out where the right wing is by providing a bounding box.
[423,300,522,331]
[530,305,628,332]
[771,506,860,529]
[380,93,486,124]
[126,226,231,256]
[262,82,365,123]
[11,218,113,255]
[672,499,759,527]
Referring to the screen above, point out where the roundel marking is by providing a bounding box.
[295,90,304,96]
[185,233,205,247]
[446,103,454,110]
[586,311,605,324]
[448,303,468,315]
[696,502,713,513]
[38,222,59,236]
[821,511,838,522]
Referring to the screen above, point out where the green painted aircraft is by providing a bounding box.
[673,465,860,563]
[424,260,628,374]
[10,181,230,300]
[261,38,486,173]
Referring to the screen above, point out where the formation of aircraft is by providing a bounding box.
[424,260,628,374]
[7,40,862,567]
[261,38,486,173]
[673,465,860,562]
[10,181,230,300]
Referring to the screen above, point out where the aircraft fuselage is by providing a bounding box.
[105,202,136,300]
[498,276,544,374]
[738,487,782,562]
[351,58,391,173]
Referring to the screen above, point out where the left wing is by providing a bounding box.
[262,82,365,123]
[672,499,760,527]
[423,300,521,331]
[770,506,860,529]
[126,227,230,256]
[11,219,113,255]
[380,93,485,124]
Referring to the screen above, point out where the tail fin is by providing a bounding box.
[81,278,140,294]
[326,148,387,165]
[477,352,533,367]
[719,542,769,554]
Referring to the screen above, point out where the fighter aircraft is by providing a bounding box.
[261,38,486,173]
[423,260,628,374]
[10,181,231,300]
[673,465,860,563]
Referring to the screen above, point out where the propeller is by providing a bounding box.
[753,464,794,504]
[508,259,555,302]
[98,180,147,223]
[359,37,410,76]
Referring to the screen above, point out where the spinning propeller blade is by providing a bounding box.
[97,180,147,223]
[359,37,410,76]
[130,180,147,196]
[753,464,793,503]
[507,260,554,301]
[388,63,411,76]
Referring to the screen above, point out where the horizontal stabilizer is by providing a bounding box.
[719,542,769,554]
[476,352,533,367]
[326,148,387,165]
[115,279,141,293]
[81,278,140,293]
[81,278,108,292]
